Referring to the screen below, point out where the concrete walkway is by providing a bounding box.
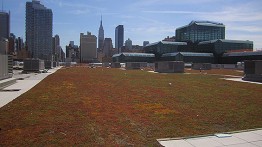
[157,129,262,147]
[222,77,262,85]
[0,67,61,108]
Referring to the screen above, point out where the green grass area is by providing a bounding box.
[0,67,261,146]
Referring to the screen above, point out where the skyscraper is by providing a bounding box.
[115,25,124,53]
[103,38,113,57]
[8,33,16,54]
[26,0,53,60]
[66,41,79,62]
[125,38,132,50]
[143,41,149,47]
[80,32,97,63]
[16,37,24,51]
[0,11,10,39]
[52,34,60,61]
[98,15,104,51]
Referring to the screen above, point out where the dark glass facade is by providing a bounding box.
[161,52,214,63]
[176,21,225,43]
[144,41,189,59]
[197,39,253,55]
[0,11,10,39]
[143,40,254,64]
[26,0,53,60]
[115,25,124,53]
[221,51,262,64]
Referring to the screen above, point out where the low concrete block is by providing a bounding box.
[65,62,71,67]
[192,63,211,70]
[223,64,237,69]
[212,64,222,69]
[111,62,121,68]
[23,59,45,72]
[45,60,53,69]
[0,78,16,90]
[102,62,110,67]
[155,61,184,73]
[243,60,262,82]
[125,62,147,70]
[53,62,57,67]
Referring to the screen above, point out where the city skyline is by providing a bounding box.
[3,0,262,51]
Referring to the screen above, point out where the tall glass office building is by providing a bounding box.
[176,21,225,43]
[26,0,53,60]
[0,11,10,39]
[115,25,124,53]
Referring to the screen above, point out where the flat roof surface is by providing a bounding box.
[176,21,225,30]
[0,67,61,108]
[223,51,262,57]
[198,39,253,45]
[162,52,214,57]
[145,41,187,47]
[158,129,262,147]
[112,52,155,58]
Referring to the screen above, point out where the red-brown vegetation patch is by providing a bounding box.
[0,67,261,146]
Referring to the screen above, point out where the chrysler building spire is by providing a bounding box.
[98,15,104,51]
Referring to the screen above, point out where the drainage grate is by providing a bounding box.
[0,89,21,92]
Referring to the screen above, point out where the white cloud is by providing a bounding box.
[227,25,262,33]
[143,9,262,22]
[46,0,106,15]
[143,10,206,14]
[53,22,72,25]
[97,12,119,16]
[130,0,217,8]
[142,2,262,49]
[68,9,90,15]
[123,16,176,45]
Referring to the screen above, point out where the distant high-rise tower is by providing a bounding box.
[8,33,16,54]
[26,0,53,60]
[115,25,124,53]
[0,11,10,39]
[125,38,132,50]
[143,41,149,47]
[16,37,24,51]
[98,15,104,51]
[52,34,60,61]
[103,38,113,57]
[80,32,97,63]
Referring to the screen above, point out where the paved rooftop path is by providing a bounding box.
[158,129,262,147]
[222,77,262,85]
[0,67,61,108]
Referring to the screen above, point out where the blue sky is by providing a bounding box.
[4,0,262,51]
